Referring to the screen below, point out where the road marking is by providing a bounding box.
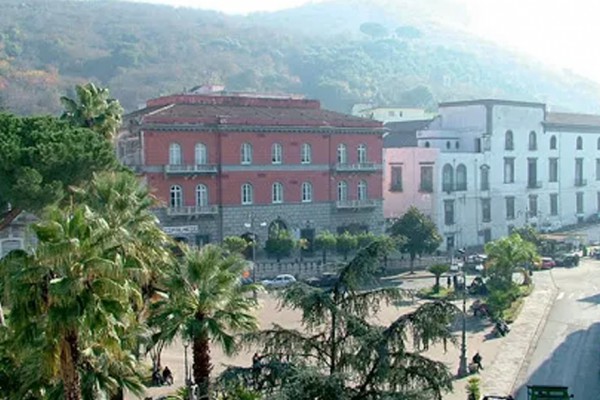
[557,292,565,300]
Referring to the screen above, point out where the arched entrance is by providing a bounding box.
[268,218,288,238]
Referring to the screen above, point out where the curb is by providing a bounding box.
[509,273,559,394]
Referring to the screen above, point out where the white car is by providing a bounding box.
[261,274,297,289]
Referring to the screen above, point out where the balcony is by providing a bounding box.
[164,164,218,175]
[527,181,542,189]
[167,206,219,216]
[335,163,382,172]
[336,199,377,209]
[575,179,588,187]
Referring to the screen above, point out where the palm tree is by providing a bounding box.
[151,245,260,399]
[60,82,124,141]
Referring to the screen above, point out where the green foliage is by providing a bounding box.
[356,231,377,249]
[335,231,358,260]
[314,230,337,263]
[265,228,295,262]
[466,377,481,400]
[223,236,249,255]
[0,112,118,221]
[219,238,459,400]
[512,225,542,248]
[428,264,450,292]
[485,234,539,291]
[417,286,455,300]
[388,207,442,272]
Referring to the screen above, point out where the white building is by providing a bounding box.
[410,99,600,251]
[352,105,436,124]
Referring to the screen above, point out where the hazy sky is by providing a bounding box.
[134,0,600,84]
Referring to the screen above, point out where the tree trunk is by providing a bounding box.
[0,300,5,327]
[59,330,82,400]
[0,207,21,231]
[193,317,211,400]
[409,253,416,274]
[110,388,124,400]
[434,275,440,293]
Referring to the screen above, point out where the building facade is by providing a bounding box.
[119,92,386,247]
[383,99,600,251]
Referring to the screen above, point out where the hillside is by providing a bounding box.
[1,0,600,115]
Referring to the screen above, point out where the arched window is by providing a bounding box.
[529,131,537,151]
[424,141,430,148]
[446,141,451,149]
[195,143,207,165]
[550,135,557,150]
[272,182,284,203]
[196,184,208,207]
[241,183,253,205]
[442,164,454,192]
[241,143,253,165]
[337,144,347,164]
[337,181,348,201]
[170,185,182,208]
[301,143,312,164]
[169,143,182,165]
[357,180,368,201]
[271,143,282,164]
[597,137,600,150]
[576,136,583,150]
[357,144,367,163]
[301,182,313,202]
[455,141,460,149]
[456,164,467,191]
[505,130,514,151]
[480,165,490,191]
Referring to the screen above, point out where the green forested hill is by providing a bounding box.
[1,0,600,115]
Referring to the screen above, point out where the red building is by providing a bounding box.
[118,90,385,247]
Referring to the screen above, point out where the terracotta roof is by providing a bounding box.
[545,112,600,128]
[129,94,382,129]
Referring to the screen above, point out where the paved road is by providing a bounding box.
[515,259,600,399]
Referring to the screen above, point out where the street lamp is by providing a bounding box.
[457,247,468,377]
[244,213,267,299]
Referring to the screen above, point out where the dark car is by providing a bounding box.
[555,253,580,267]
[305,272,339,288]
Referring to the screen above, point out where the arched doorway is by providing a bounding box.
[268,218,288,238]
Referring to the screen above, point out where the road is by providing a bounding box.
[515,259,600,399]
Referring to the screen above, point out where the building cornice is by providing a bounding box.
[140,123,384,135]
[543,122,600,133]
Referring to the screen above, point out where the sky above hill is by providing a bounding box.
[130,0,600,86]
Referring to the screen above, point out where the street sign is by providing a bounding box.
[527,385,572,400]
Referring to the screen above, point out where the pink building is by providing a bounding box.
[383,147,439,220]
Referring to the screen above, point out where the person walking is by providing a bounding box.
[472,352,483,371]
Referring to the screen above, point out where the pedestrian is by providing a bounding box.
[162,365,173,385]
[446,275,451,288]
[472,352,483,371]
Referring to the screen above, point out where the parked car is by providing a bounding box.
[554,253,580,267]
[538,257,556,270]
[305,272,339,288]
[261,274,297,289]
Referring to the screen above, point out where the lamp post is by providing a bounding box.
[244,213,267,299]
[457,247,468,377]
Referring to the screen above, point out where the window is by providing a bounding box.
[529,131,537,151]
[527,158,538,188]
[550,135,557,150]
[482,229,492,244]
[575,158,584,186]
[505,197,515,220]
[337,181,348,201]
[504,158,515,184]
[390,166,403,191]
[549,158,558,182]
[170,185,182,208]
[597,192,600,213]
[301,143,312,164]
[169,143,182,165]
[550,193,558,216]
[357,180,368,201]
[424,141,430,148]
[481,198,491,223]
[444,200,455,225]
[576,136,583,150]
[272,143,282,164]
[480,165,490,191]
[456,164,467,191]
[446,141,451,149]
[195,143,207,165]
[196,184,208,206]
[301,182,313,202]
[272,182,283,203]
[505,130,514,150]
[420,165,434,192]
[442,164,454,192]
[241,143,253,165]
[337,144,347,164]
[357,144,367,163]
[241,183,253,205]
[597,137,600,150]
[455,141,460,149]
[576,192,584,214]
[597,159,600,181]
[528,195,538,218]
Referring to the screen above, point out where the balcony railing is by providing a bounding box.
[575,179,588,187]
[336,199,377,209]
[527,181,542,189]
[335,163,382,172]
[167,206,219,216]
[164,164,218,174]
